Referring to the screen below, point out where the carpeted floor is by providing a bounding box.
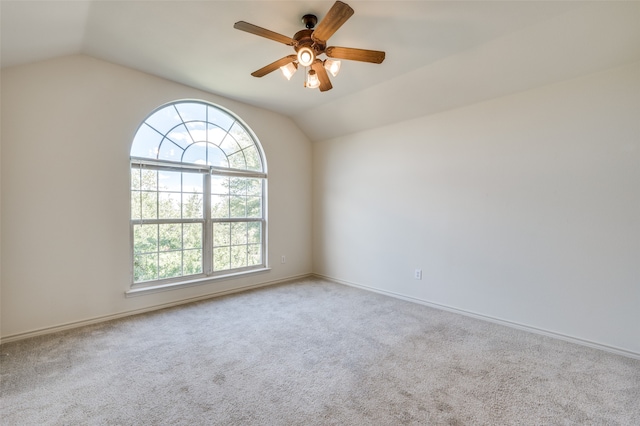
[1,278,639,425]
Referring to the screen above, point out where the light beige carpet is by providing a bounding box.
[1,278,638,425]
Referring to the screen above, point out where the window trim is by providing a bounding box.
[124,266,272,297]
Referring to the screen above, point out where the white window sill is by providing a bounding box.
[125,267,271,298]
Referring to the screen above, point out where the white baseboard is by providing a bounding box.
[312,273,640,361]
[4,272,638,361]
[0,273,313,344]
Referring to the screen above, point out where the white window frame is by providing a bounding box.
[127,100,268,295]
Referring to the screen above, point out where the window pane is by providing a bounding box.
[231,222,247,245]
[228,151,247,169]
[183,193,203,219]
[207,105,235,132]
[229,122,253,149]
[134,224,158,253]
[141,192,158,220]
[182,172,203,193]
[182,142,207,165]
[158,170,181,191]
[211,176,229,195]
[219,134,241,156]
[213,223,231,246]
[184,249,202,275]
[246,178,262,196]
[183,223,202,249]
[231,245,247,269]
[131,124,162,159]
[185,121,207,143]
[244,145,262,172]
[207,124,227,145]
[158,139,183,162]
[248,244,262,266]
[229,177,247,195]
[131,191,141,220]
[131,167,141,190]
[176,102,207,123]
[145,104,183,135]
[207,144,229,168]
[158,192,181,219]
[213,247,231,271]
[159,223,182,251]
[246,197,261,218]
[141,170,157,191]
[134,253,158,282]
[212,195,230,218]
[159,251,182,279]
[230,196,246,217]
[247,222,261,244]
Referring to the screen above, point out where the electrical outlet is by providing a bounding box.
[414,269,422,280]
[281,255,286,264]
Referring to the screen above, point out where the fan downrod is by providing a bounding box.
[302,14,317,29]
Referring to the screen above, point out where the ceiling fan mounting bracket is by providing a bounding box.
[302,14,318,29]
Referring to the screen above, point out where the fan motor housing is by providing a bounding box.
[293,29,326,54]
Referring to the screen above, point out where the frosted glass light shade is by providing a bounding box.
[280,62,297,80]
[324,59,341,77]
[305,69,320,89]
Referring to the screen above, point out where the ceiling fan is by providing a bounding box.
[234,1,385,92]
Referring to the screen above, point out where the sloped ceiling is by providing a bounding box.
[2,1,639,141]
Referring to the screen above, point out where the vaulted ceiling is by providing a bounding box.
[2,1,639,141]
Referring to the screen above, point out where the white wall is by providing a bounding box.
[313,62,640,355]
[1,55,312,339]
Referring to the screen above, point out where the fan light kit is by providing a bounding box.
[297,46,315,67]
[234,1,385,92]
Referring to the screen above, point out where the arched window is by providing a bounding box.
[130,100,267,289]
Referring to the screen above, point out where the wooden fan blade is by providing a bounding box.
[312,1,354,43]
[326,46,385,64]
[234,21,294,45]
[251,55,297,77]
[311,60,333,92]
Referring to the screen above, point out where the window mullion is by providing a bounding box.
[156,171,160,222]
[261,179,266,267]
[203,172,212,275]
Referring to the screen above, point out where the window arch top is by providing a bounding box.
[131,100,264,172]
